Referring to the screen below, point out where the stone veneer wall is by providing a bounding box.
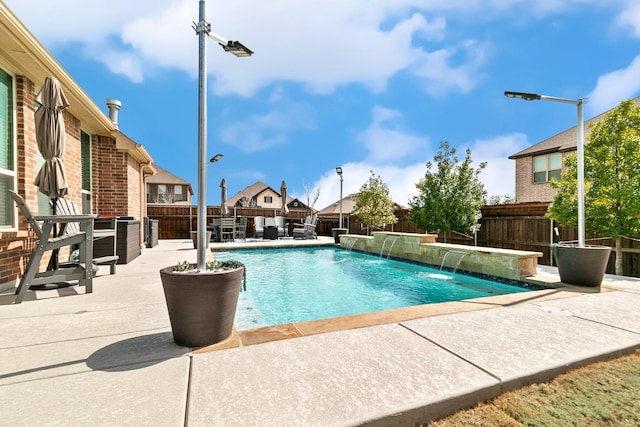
[339,231,542,281]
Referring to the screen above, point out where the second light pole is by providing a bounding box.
[504,90,586,248]
[336,167,343,229]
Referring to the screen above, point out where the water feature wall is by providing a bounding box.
[338,232,542,280]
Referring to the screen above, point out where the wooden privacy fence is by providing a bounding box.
[146,203,640,278]
[441,203,640,278]
[147,206,308,240]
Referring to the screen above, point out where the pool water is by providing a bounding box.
[214,247,532,330]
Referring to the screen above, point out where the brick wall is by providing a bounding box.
[92,135,123,216]
[2,74,147,290]
[514,156,562,203]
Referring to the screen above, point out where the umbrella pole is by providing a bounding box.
[45,198,60,271]
[51,198,59,270]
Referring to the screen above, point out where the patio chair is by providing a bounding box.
[274,216,287,238]
[293,215,318,239]
[209,217,221,242]
[253,216,265,238]
[9,190,97,304]
[219,217,235,242]
[235,217,247,241]
[55,197,119,274]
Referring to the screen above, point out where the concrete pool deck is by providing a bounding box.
[1,238,639,426]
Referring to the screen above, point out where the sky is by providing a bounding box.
[6,0,640,210]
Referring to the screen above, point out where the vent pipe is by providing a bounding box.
[106,99,122,129]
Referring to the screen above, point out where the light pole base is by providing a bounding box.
[332,228,348,244]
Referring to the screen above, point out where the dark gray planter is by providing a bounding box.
[190,231,212,249]
[332,228,348,244]
[160,264,243,347]
[553,244,611,287]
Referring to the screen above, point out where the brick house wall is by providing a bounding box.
[514,154,568,203]
[92,135,125,216]
[1,72,153,290]
[2,3,156,291]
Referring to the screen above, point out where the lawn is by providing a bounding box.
[426,350,640,426]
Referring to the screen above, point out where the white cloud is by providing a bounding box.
[8,0,631,97]
[357,106,430,163]
[411,40,490,96]
[615,3,640,37]
[468,133,531,199]
[300,162,427,211]
[307,133,530,211]
[4,1,486,96]
[587,55,640,114]
[218,91,315,152]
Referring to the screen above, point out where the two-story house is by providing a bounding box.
[226,181,309,211]
[146,165,193,205]
[509,96,640,203]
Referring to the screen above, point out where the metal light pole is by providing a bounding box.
[194,0,252,270]
[505,91,586,248]
[336,167,343,229]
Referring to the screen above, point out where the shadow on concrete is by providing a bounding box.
[87,332,188,372]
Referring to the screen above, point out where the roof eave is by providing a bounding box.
[0,4,116,135]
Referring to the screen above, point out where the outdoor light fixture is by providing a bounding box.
[220,40,253,57]
[505,90,586,247]
[504,91,541,101]
[194,0,253,270]
[336,167,344,229]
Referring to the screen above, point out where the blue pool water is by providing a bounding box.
[214,247,534,330]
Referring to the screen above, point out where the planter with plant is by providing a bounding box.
[190,230,212,249]
[160,259,246,347]
[547,99,640,287]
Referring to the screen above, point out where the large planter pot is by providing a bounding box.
[332,228,348,244]
[553,244,611,287]
[190,231,212,249]
[160,264,244,347]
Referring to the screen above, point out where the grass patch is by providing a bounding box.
[426,350,640,426]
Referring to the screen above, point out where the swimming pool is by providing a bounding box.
[214,246,538,330]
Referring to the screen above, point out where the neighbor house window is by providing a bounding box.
[81,131,92,213]
[158,184,167,202]
[533,153,562,183]
[0,68,15,228]
[264,196,273,203]
[174,185,185,202]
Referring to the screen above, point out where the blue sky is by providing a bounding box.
[6,0,640,210]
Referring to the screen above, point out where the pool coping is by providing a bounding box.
[193,272,606,353]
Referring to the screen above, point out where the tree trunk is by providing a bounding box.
[614,237,623,276]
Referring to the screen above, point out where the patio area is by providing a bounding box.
[1,238,639,426]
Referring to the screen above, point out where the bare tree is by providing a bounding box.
[303,183,320,214]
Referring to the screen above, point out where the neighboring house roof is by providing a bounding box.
[509,96,640,159]
[286,198,310,211]
[226,181,280,207]
[226,181,311,210]
[317,194,407,217]
[317,194,358,217]
[147,164,193,195]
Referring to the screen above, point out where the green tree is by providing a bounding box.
[409,141,487,238]
[547,99,640,276]
[485,194,516,205]
[352,171,398,234]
